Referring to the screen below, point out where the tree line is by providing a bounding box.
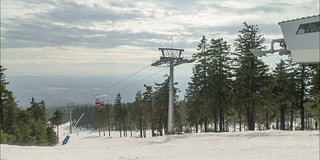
[70,77,180,137]
[0,66,63,145]
[69,23,319,136]
[185,23,319,132]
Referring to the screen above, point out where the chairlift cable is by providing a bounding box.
[96,64,151,95]
[118,67,168,92]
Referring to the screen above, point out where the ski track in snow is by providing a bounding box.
[1,123,319,160]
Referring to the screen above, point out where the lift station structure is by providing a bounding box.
[251,14,320,63]
[152,48,193,134]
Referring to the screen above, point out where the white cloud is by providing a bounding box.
[1,46,161,76]
[1,0,319,77]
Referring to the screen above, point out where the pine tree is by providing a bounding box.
[234,22,270,130]
[134,90,144,138]
[114,93,126,137]
[1,66,57,146]
[189,36,213,132]
[293,64,313,130]
[27,98,47,123]
[187,36,233,132]
[31,119,48,146]
[271,60,295,130]
[152,76,170,135]
[207,38,233,132]
[310,64,320,129]
[0,66,20,137]
[46,125,58,146]
[13,110,36,145]
[26,98,49,145]
[50,109,63,139]
[94,107,105,136]
[185,75,202,133]
[126,102,135,137]
[143,85,154,136]
[105,103,112,137]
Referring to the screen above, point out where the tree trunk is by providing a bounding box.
[251,101,256,131]
[195,123,198,133]
[0,98,3,131]
[150,107,154,137]
[219,109,223,132]
[290,108,294,131]
[108,108,111,137]
[57,126,60,143]
[233,114,236,132]
[299,64,306,130]
[124,124,127,137]
[226,120,229,132]
[306,116,309,130]
[204,120,208,132]
[139,118,143,138]
[160,124,163,136]
[130,123,132,137]
[280,105,286,130]
[123,124,125,137]
[266,108,269,130]
[108,126,111,137]
[214,116,218,132]
[248,114,255,130]
[299,106,305,130]
[246,104,255,131]
[239,113,242,132]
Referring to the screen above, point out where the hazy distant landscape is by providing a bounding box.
[6,75,190,107]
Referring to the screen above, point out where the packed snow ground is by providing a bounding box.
[1,123,319,160]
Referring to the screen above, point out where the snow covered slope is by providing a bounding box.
[1,123,319,160]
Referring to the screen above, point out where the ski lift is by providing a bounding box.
[95,99,101,105]
[95,98,104,108]
[95,94,108,108]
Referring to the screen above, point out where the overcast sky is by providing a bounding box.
[1,0,319,106]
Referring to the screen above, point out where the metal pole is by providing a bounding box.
[73,113,84,129]
[168,59,174,134]
[69,106,72,134]
[108,101,111,137]
[67,103,75,134]
[152,48,192,135]
[316,101,320,130]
